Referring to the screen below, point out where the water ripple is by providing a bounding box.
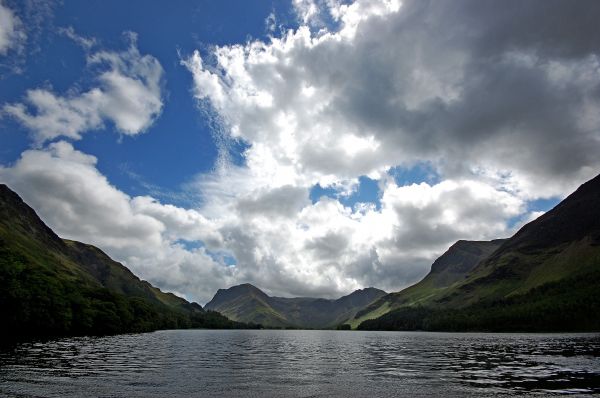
[0,331,599,397]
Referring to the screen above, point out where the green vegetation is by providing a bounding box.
[0,184,255,340]
[346,300,392,329]
[0,245,250,336]
[358,269,600,332]
[336,324,351,330]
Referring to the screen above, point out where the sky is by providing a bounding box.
[1,0,599,305]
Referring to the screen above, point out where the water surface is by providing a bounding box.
[1,330,599,397]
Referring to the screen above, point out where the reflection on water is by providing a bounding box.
[0,330,598,397]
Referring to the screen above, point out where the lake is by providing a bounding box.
[1,330,599,397]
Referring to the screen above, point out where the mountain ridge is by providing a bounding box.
[206,284,387,328]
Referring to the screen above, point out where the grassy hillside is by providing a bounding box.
[358,268,600,332]
[206,284,387,329]
[355,173,600,331]
[0,184,251,339]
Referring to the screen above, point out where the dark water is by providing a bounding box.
[1,330,599,397]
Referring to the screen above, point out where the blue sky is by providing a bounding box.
[1,0,596,303]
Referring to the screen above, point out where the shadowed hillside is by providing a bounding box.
[0,184,252,339]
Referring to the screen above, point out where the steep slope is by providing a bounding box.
[205,284,387,328]
[346,239,505,328]
[0,184,248,338]
[358,173,600,331]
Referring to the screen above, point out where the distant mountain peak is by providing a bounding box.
[237,282,264,291]
[341,287,387,299]
[214,283,268,297]
[205,284,387,329]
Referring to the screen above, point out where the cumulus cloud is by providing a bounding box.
[236,185,310,218]
[0,0,25,55]
[3,32,163,144]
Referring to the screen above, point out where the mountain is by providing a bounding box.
[205,284,387,328]
[355,173,600,332]
[0,184,250,339]
[205,284,290,328]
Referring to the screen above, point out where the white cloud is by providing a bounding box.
[0,0,25,55]
[131,195,223,248]
[265,12,277,34]
[293,0,320,26]
[3,32,163,144]
[58,26,97,50]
